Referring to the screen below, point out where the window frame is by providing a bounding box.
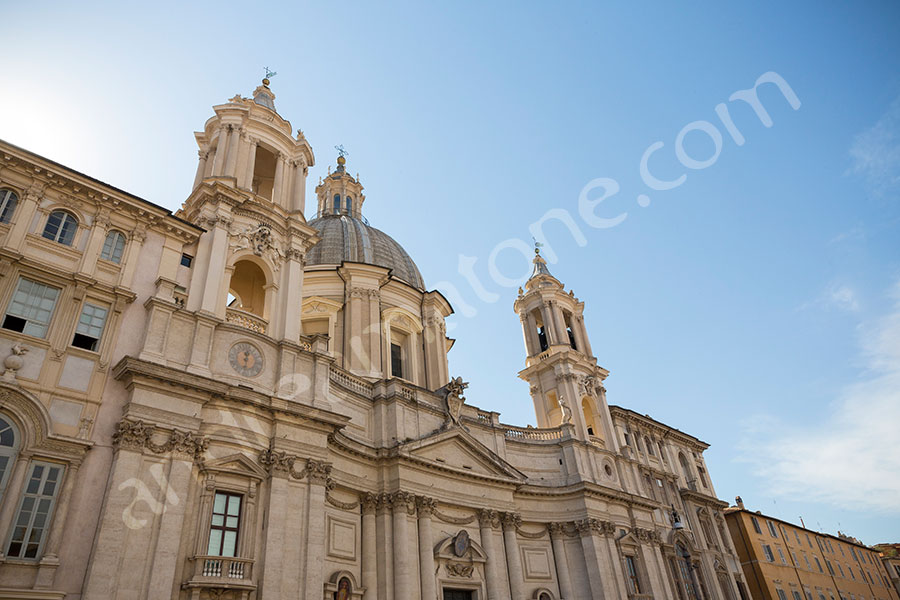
[0,188,19,224]
[206,491,243,557]
[5,460,65,560]
[0,415,19,502]
[71,300,110,352]
[41,210,79,246]
[2,276,62,339]
[99,229,127,264]
[624,554,643,594]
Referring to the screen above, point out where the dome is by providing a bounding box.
[306,214,425,290]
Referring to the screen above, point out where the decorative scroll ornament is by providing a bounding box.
[442,376,469,426]
[230,223,284,271]
[446,563,474,578]
[112,419,208,460]
[434,507,477,526]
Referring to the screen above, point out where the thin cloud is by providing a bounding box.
[797,282,860,313]
[740,279,900,514]
[848,95,900,196]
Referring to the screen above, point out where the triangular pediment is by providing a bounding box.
[399,429,525,481]
[202,452,268,480]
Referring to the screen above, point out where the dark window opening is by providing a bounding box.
[2,315,26,333]
[587,426,594,436]
[181,254,193,268]
[443,590,473,600]
[390,343,403,379]
[71,333,99,351]
[537,326,548,351]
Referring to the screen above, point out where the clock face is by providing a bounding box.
[228,342,263,377]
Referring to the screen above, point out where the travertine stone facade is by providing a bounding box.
[0,80,748,600]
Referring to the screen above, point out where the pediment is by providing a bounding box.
[399,429,525,481]
[202,452,268,480]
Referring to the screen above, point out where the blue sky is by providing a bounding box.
[2,1,899,543]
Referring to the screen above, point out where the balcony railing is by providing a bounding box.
[226,308,268,334]
[188,556,255,589]
[502,424,564,441]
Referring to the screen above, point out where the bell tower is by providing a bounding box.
[177,77,320,353]
[314,151,366,219]
[515,249,618,449]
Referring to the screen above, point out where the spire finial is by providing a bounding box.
[262,66,277,87]
[533,238,544,255]
[334,145,348,169]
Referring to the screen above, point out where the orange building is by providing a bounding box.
[725,501,898,600]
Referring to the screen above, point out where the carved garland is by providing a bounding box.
[112,419,208,460]
[258,448,332,484]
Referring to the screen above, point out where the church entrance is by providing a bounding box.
[443,590,474,600]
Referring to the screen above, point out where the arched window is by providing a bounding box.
[100,230,126,263]
[227,260,267,319]
[645,436,654,455]
[669,543,702,600]
[333,194,341,214]
[0,189,18,224]
[678,452,697,489]
[345,196,353,215]
[582,398,598,437]
[42,210,78,246]
[0,416,19,501]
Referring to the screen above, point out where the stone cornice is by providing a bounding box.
[112,356,350,430]
[679,488,729,509]
[609,405,709,451]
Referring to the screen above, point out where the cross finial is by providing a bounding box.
[532,237,544,255]
[334,144,349,159]
[264,66,277,80]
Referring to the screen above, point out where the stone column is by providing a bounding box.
[525,311,541,354]
[224,125,241,177]
[576,315,593,357]
[291,160,307,213]
[198,214,231,316]
[417,497,437,600]
[303,460,330,600]
[596,386,618,453]
[361,494,379,600]
[273,248,304,344]
[118,226,146,290]
[392,492,413,600]
[0,454,31,548]
[211,126,230,176]
[272,153,286,206]
[548,523,575,600]
[571,313,587,354]
[501,513,525,600]
[575,519,609,599]
[479,510,506,600]
[376,494,394,600]
[34,461,81,588]
[244,139,258,191]
[541,302,560,346]
[260,462,292,599]
[146,455,196,600]
[551,301,568,346]
[78,211,110,277]
[193,150,209,190]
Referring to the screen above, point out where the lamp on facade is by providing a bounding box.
[671,505,684,530]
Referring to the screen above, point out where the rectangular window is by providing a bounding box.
[779,547,788,564]
[806,533,813,548]
[751,516,762,534]
[777,590,788,600]
[625,555,642,593]
[6,461,64,559]
[764,544,775,562]
[815,556,823,572]
[826,560,834,575]
[792,591,802,600]
[390,343,403,379]
[803,553,811,569]
[71,302,109,351]
[207,492,242,557]
[837,563,844,577]
[736,581,750,600]
[3,278,60,338]
[181,253,193,268]
[768,520,779,537]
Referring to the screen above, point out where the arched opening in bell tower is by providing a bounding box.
[227,260,267,318]
[252,146,277,200]
[582,397,599,437]
[563,311,578,350]
[530,308,548,352]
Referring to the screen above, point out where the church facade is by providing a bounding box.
[0,80,750,600]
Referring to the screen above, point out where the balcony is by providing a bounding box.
[184,556,255,593]
[225,308,268,334]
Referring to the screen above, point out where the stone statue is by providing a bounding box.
[558,396,573,425]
